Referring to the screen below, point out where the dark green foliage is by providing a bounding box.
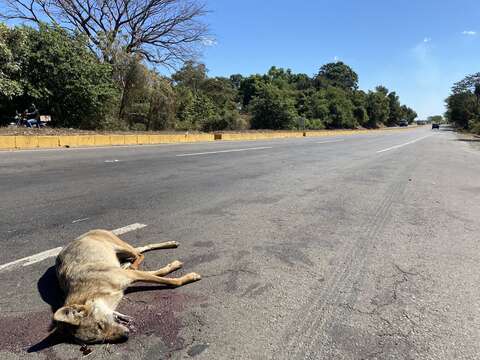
[0,23,415,131]
[445,92,477,129]
[0,24,117,128]
[323,87,356,129]
[446,73,480,131]
[315,62,359,91]
[427,115,443,124]
[387,92,402,126]
[366,89,390,128]
[401,106,417,124]
[250,84,297,129]
[26,25,118,128]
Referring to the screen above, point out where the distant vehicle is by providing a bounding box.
[432,123,440,129]
[398,120,408,127]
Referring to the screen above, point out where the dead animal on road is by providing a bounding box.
[52,229,201,344]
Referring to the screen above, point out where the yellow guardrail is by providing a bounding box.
[0,127,419,150]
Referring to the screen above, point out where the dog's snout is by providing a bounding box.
[118,330,129,342]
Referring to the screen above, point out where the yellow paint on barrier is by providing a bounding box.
[137,135,149,145]
[124,135,138,145]
[37,136,59,148]
[76,136,95,147]
[110,135,125,145]
[15,136,38,148]
[186,134,215,142]
[3,126,420,151]
[58,136,78,147]
[94,135,111,146]
[0,136,15,149]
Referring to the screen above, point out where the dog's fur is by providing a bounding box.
[53,229,201,344]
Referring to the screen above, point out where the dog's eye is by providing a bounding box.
[97,323,105,331]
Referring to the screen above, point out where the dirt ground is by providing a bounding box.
[0,126,203,136]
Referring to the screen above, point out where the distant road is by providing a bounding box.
[1,126,480,359]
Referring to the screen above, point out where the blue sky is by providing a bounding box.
[199,0,480,119]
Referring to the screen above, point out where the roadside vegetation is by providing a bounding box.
[0,0,416,132]
[445,73,480,134]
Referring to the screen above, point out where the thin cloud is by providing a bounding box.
[423,37,431,43]
[201,36,218,47]
[462,30,477,36]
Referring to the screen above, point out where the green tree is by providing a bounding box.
[0,24,28,102]
[315,62,359,91]
[250,84,297,129]
[147,77,176,130]
[5,24,118,128]
[172,61,207,93]
[427,115,443,124]
[401,106,417,124]
[387,91,402,126]
[366,89,390,128]
[239,74,267,107]
[445,92,477,129]
[324,87,355,129]
[305,90,329,122]
[446,73,480,130]
[351,90,369,127]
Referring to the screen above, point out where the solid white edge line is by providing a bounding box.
[0,223,147,272]
[176,146,273,157]
[376,135,431,153]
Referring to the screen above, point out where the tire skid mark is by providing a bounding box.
[280,163,413,359]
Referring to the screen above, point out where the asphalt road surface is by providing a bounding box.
[1,127,480,359]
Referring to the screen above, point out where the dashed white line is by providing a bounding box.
[0,223,147,272]
[111,223,147,235]
[315,139,345,144]
[0,247,63,272]
[72,217,89,224]
[176,146,273,157]
[376,135,431,153]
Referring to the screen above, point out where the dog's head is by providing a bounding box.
[53,305,129,344]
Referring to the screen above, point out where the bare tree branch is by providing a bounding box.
[0,0,209,67]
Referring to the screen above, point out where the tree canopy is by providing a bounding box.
[446,72,480,131]
[0,23,416,131]
[315,62,359,91]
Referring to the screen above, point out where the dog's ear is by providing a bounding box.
[53,305,87,325]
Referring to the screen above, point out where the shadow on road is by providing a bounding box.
[37,265,64,312]
[27,266,67,353]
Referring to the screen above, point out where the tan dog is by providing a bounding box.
[53,229,201,344]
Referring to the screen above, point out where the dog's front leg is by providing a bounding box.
[114,311,134,323]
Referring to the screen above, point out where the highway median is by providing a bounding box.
[0,127,419,150]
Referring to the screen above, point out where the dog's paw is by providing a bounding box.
[170,260,183,269]
[187,272,202,282]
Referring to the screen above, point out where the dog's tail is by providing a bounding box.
[135,241,178,253]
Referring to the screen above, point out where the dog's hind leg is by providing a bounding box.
[144,260,183,276]
[126,269,201,287]
[135,241,179,253]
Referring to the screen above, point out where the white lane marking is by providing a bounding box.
[0,247,63,272]
[315,139,344,144]
[176,146,273,157]
[111,223,147,235]
[104,159,120,163]
[72,217,89,224]
[0,223,147,272]
[376,135,432,153]
[22,247,63,267]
